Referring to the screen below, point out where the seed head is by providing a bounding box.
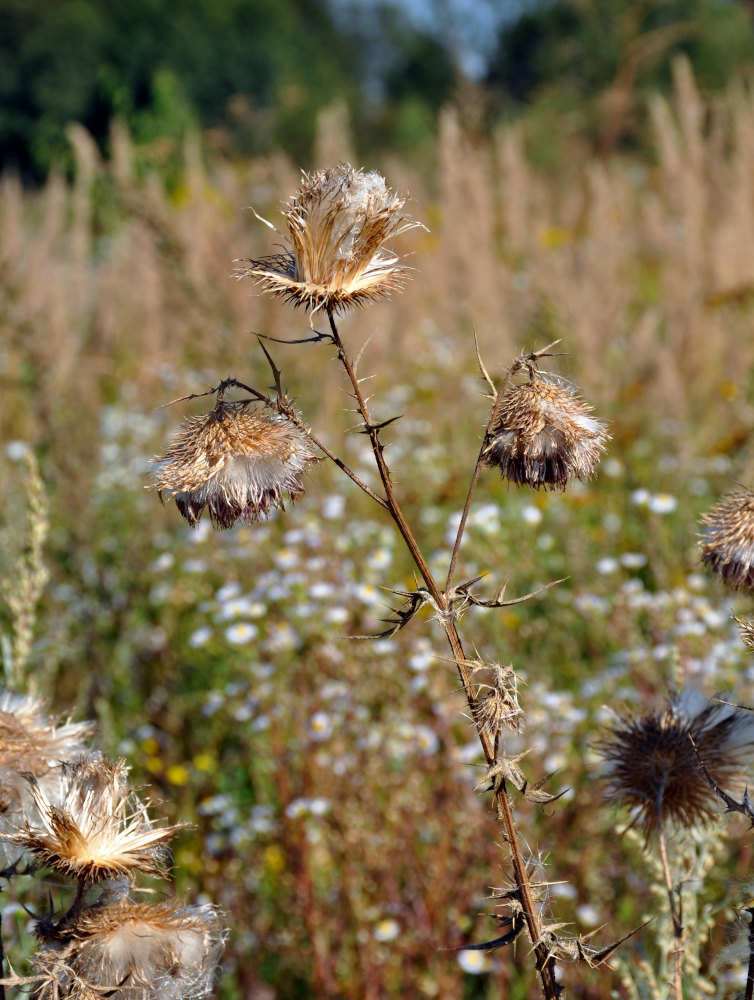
[150,401,319,529]
[597,690,754,836]
[235,163,423,315]
[734,614,754,652]
[700,489,754,590]
[484,376,608,490]
[0,692,93,869]
[1,753,181,882]
[33,899,225,1000]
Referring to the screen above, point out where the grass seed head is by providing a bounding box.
[700,489,754,590]
[1,753,181,882]
[484,376,608,490]
[236,163,423,315]
[34,899,225,1000]
[597,690,754,837]
[150,401,319,530]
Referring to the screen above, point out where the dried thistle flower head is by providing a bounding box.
[484,375,608,490]
[470,661,524,739]
[0,692,93,869]
[700,489,754,590]
[597,690,754,836]
[150,400,319,529]
[1,753,181,882]
[34,899,225,1000]
[235,163,423,314]
[734,614,754,652]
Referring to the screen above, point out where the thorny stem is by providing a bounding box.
[746,907,754,1000]
[657,820,683,1000]
[445,357,522,593]
[327,309,560,1000]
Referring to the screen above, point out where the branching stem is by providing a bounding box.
[658,820,683,1000]
[445,357,522,593]
[326,309,560,1000]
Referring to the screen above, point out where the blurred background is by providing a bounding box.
[4,1,754,998]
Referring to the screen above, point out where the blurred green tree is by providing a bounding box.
[0,0,360,177]
[486,0,754,151]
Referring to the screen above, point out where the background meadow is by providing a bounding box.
[6,35,754,999]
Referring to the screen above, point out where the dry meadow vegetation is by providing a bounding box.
[5,59,754,998]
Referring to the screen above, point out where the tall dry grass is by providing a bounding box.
[3,57,754,504]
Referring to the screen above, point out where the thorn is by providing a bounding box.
[474,326,496,396]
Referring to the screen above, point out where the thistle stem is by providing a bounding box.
[745,907,754,1000]
[327,309,560,1000]
[445,357,522,593]
[658,821,683,1000]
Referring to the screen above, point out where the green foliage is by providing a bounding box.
[486,0,754,149]
[0,0,360,177]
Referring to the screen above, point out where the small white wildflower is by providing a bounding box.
[309,712,333,741]
[522,505,543,525]
[576,904,601,927]
[649,492,677,514]
[457,950,490,974]
[225,623,258,645]
[188,627,212,649]
[373,918,400,942]
[620,552,647,569]
[596,557,619,575]
[631,489,650,506]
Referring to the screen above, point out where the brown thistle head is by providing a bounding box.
[33,898,225,1000]
[149,400,319,529]
[596,690,754,837]
[0,753,182,882]
[734,614,754,652]
[235,163,423,315]
[0,692,93,868]
[700,489,754,591]
[484,375,608,490]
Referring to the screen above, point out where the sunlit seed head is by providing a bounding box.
[1,753,182,882]
[34,899,225,1000]
[700,489,754,591]
[0,692,93,869]
[484,376,608,490]
[596,690,754,837]
[235,163,424,315]
[150,401,319,530]
[734,614,754,652]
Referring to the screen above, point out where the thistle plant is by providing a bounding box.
[148,162,624,998]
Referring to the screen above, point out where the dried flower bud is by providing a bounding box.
[597,690,754,836]
[1,753,181,882]
[484,376,608,490]
[34,899,225,1000]
[150,401,319,529]
[236,163,423,314]
[700,489,754,590]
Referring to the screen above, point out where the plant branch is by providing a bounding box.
[326,308,560,1000]
[657,820,683,1000]
[445,356,522,593]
